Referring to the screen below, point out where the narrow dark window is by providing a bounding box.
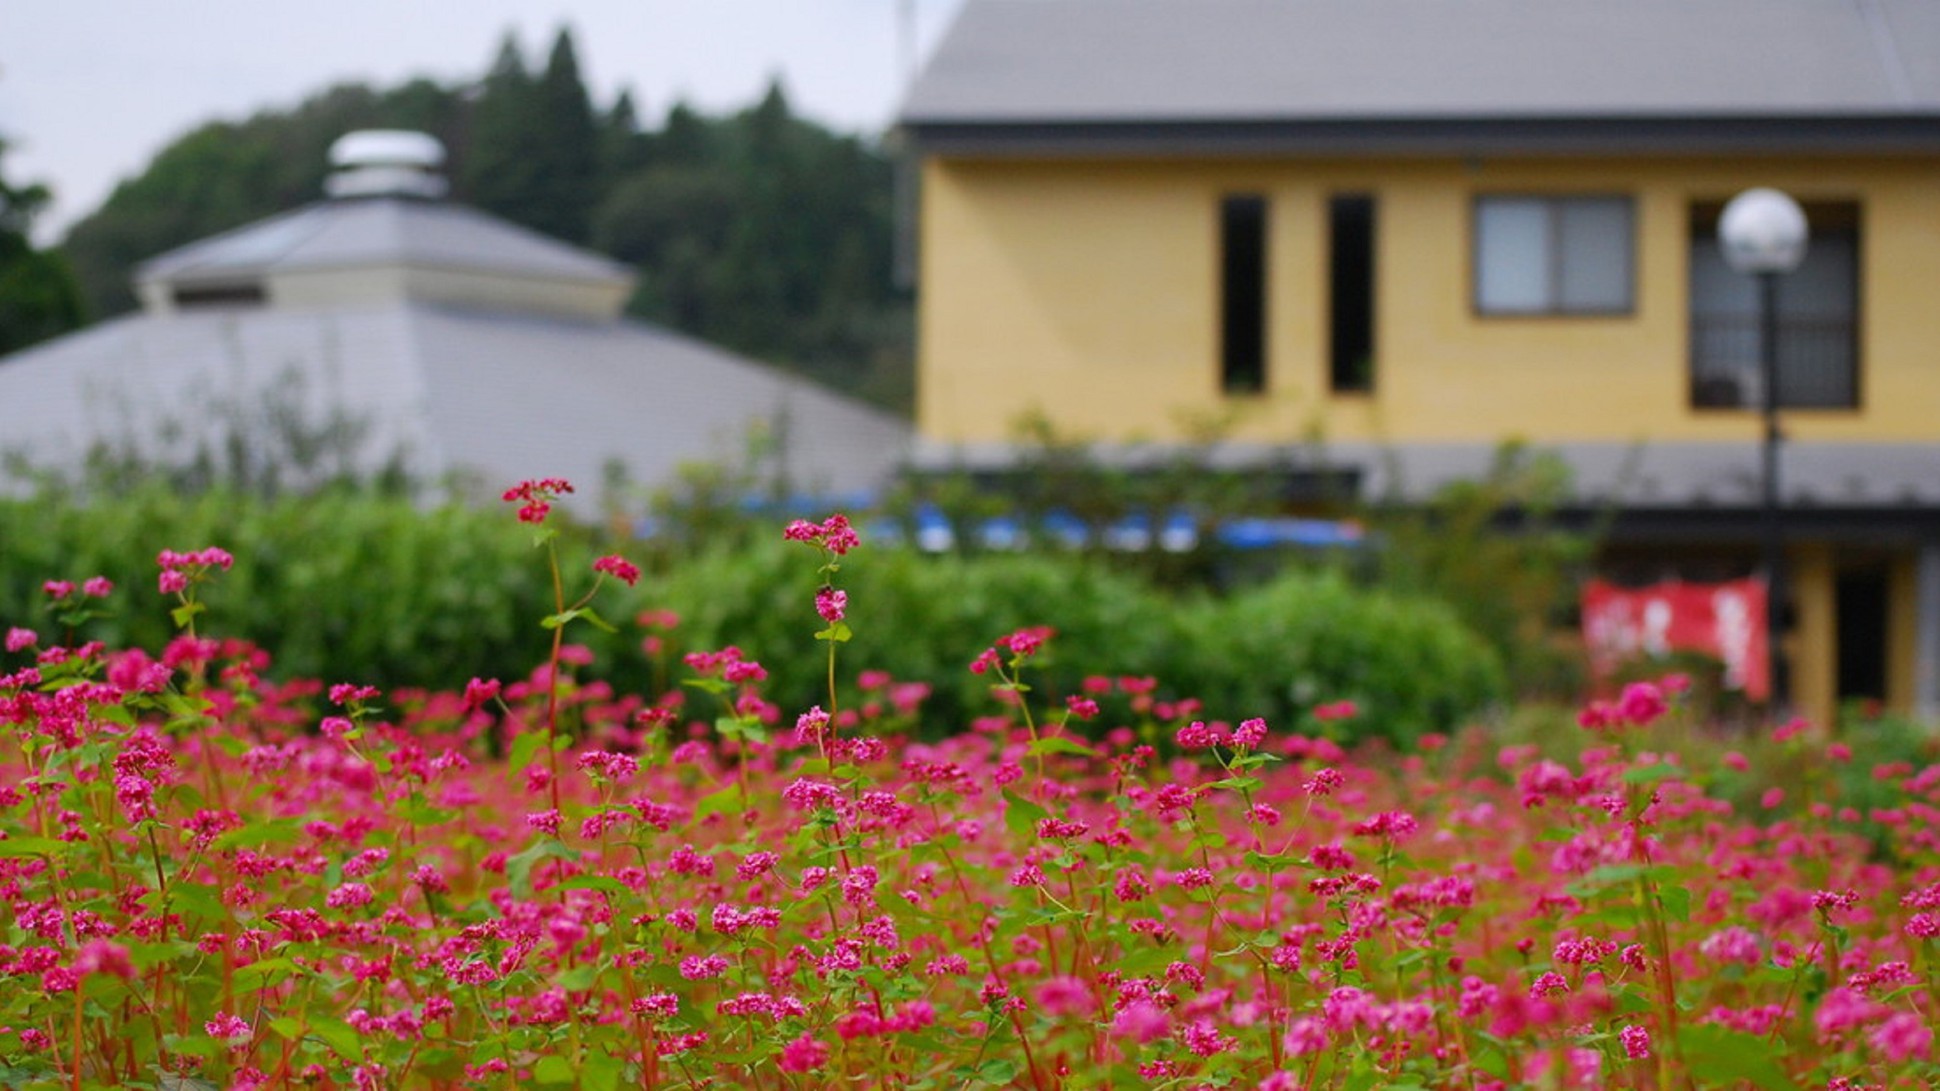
[1329,195,1376,392]
[1220,194,1267,394]
[172,283,266,308]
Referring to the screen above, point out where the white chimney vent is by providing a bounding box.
[324,130,450,200]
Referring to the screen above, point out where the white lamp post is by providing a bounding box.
[1719,187,1808,709]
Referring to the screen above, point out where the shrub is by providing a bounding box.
[1172,569,1506,748]
[1,487,1503,746]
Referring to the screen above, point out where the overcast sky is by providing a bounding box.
[2,0,969,242]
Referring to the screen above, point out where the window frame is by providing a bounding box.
[1470,194,1637,318]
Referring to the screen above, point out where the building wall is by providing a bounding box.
[271,266,630,321]
[916,155,1940,448]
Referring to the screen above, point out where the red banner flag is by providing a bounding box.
[1581,578,1768,700]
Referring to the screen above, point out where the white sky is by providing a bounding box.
[2,0,968,242]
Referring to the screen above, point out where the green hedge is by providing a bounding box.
[0,489,1504,746]
[0,488,565,694]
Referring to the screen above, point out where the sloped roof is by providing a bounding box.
[902,0,1940,152]
[0,303,910,502]
[136,197,631,288]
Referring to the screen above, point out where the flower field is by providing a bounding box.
[2,491,1937,1089]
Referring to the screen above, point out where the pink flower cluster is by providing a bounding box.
[156,546,234,593]
[500,477,574,524]
[783,512,859,555]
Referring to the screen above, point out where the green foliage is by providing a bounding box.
[0,491,1502,747]
[0,486,573,694]
[0,138,86,352]
[1172,569,1506,748]
[593,82,912,409]
[1367,441,1604,698]
[649,538,1179,728]
[649,539,1503,745]
[462,29,598,245]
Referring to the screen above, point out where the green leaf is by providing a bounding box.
[693,783,744,822]
[233,958,302,993]
[166,882,228,927]
[975,1059,1018,1085]
[305,1015,364,1061]
[0,836,71,859]
[508,730,547,773]
[213,817,304,850]
[1206,776,1262,793]
[1656,883,1692,923]
[1025,735,1096,758]
[552,875,632,899]
[1002,790,1048,840]
[1622,763,1680,785]
[576,607,620,634]
[1676,1025,1800,1091]
[506,839,580,900]
[535,1048,578,1079]
[581,1052,625,1091]
[815,621,853,644]
[170,602,205,628]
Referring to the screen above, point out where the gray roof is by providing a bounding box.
[904,0,1940,138]
[0,304,910,502]
[136,197,631,287]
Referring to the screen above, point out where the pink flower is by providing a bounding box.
[1869,1011,1932,1062]
[1619,1024,1651,1059]
[42,580,74,599]
[82,576,114,598]
[1282,1017,1328,1056]
[815,586,847,623]
[1618,681,1667,726]
[784,514,860,555]
[502,478,573,524]
[593,554,641,587]
[330,683,379,705]
[5,627,35,653]
[463,677,501,707]
[325,883,374,910]
[1112,1000,1170,1043]
[776,1032,829,1073]
[1175,720,1219,749]
[205,1013,252,1041]
[73,940,134,980]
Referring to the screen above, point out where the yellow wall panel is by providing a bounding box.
[917,155,1940,449]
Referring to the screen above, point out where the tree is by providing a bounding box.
[598,89,654,185]
[461,28,598,244]
[0,139,86,353]
[532,29,600,243]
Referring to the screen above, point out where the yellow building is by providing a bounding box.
[899,0,1940,725]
